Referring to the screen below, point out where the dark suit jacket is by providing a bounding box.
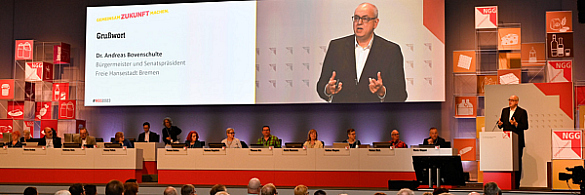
[317,34,407,103]
[162,126,182,144]
[498,106,529,148]
[422,136,448,148]
[138,131,160,142]
[39,137,62,148]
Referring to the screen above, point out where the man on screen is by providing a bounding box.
[316,3,407,103]
[497,95,528,188]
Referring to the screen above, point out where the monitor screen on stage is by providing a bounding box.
[85,0,444,106]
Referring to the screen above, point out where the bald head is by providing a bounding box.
[391,130,400,142]
[248,178,261,194]
[165,187,178,195]
[355,3,378,18]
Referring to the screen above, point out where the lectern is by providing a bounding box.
[479,131,519,190]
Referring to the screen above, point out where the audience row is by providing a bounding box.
[20,178,502,195]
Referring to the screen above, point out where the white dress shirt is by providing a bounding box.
[46,138,54,148]
[355,36,373,82]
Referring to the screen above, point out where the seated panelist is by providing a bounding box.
[221,128,241,148]
[342,128,361,148]
[422,127,447,148]
[389,129,407,148]
[185,131,203,148]
[73,127,97,146]
[39,127,62,148]
[7,130,23,148]
[113,132,134,148]
[303,129,323,148]
[138,122,160,142]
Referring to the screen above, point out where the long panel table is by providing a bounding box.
[157,148,456,188]
[0,147,143,184]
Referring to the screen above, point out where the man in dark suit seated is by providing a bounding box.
[39,127,62,148]
[73,127,97,146]
[316,3,407,103]
[422,127,447,148]
[138,122,160,142]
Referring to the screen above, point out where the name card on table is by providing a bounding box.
[164,148,187,155]
[282,148,307,155]
[62,148,87,155]
[203,149,226,155]
[249,148,273,155]
[102,148,127,155]
[323,148,350,156]
[23,148,47,155]
[367,148,396,156]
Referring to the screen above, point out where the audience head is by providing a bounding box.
[294,185,308,195]
[143,122,151,132]
[215,192,230,195]
[44,127,53,139]
[391,130,400,142]
[24,187,38,195]
[260,183,277,195]
[373,193,386,195]
[467,192,481,195]
[187,131,199,142]
[306,129,318,141]
[105,179,124,195]
[347,129,356,140]
[69,183,84,195]
[483,182,501,195]
[23,129,31,139]
[429,127,438,140]
[314,190,326,195]
[56,190,71,195]
[226,128,235,139]
[421,192,433,195]
[210,184,227,195]
[115,132,125,142]
[124,182,139,195]
[262,126,271,137]
[247,177,262,194]
[432,188,448,195]
[163,117,173,128]
[12,130,21,141]
[79,128,89,139]
[181,184,196,195]
[396,188,414,195]
[165,186,178,195]
[84,185,97,195]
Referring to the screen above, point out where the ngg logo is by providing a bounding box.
[562,132,581,139]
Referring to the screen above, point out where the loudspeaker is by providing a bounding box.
[577,0,585,23]
[388,180,419,190]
